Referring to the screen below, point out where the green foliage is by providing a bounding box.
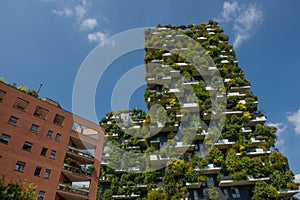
[102,189,113,200]
[147,188,164,200]
[225,148,240,173]
[252,181,278,200]
[270,170,286,190]
[207,187,219,200]
[0,177,37,200]
[163,169,179,199]
[229,170,248,180]
[110,178,119,194]
[206,147,224,166]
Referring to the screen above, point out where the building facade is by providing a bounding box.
[0,81,104,200]
[99,21,299,199]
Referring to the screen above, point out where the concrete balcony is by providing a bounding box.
[162,52,172,57]
[186,182,202,188]
[112,194,139,200]
[99,175,113,183]
[236,148,271,156]
[182,103,199,112]
[194,164,221,174]
[224,109,243,117]
[245,116,267,126]
[175,142,195,152]
[168,88,184,97]
[240,127,252,134]
[278,189,300,199]
[197,36,207,41]
[149,154,170,163]
[214,139,235,149]
[62,164,92,177]
[195,130,208,140]
[250,137,268,147]
[105,133,119,139]
[67,146,94,161]
[227,92,246,97]
[221,60,229,64]
[219,176,270,187]
[57,183,89,198]
[176,113,188,122]
[170,69,180,77]
[230,86,251,93]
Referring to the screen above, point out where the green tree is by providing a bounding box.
[252,181,278,200]
[163,168,179,199]
[0,177,36,200]
[147,188,164,200]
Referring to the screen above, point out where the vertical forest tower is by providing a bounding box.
[99,20,299,200]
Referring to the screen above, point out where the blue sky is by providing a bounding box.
[1,0,300,182]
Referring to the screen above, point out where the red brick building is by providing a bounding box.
[0,81,104,200]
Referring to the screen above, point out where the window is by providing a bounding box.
[8,116,18,125]
[53,114,65,126]
[13,98,29,111]
[49,150,56,159]
[223,189,230,199]
[30,124,39,133]
[0,133,11,144]
[206,177,214,187]
[34,166,42,176]
[22,141,33,151]
[34,106,49,119]
[232,187,240,198]
[55,133,61,141]
[0,90,6,102]
[40,147,48,156]
[38,191,45,200]
[15,161,26,172]
[43,169,51,179]
[46,130,53,138]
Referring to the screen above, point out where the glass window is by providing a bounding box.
[34,106,49,119]
[55,133,61,141]
[8,116,19,125]
[0,133,11,144]
[46,130,53,138]
[44,169,51,179]
[40,147,48,156]
[0,90,6,102]
[15,161,26,172]
[49,150,56,159]
[232,187,240,198]
[38,191,45,200]
[206,177,214,187]
[22,141,33,151]
[223,189,230,198]
[34,166,41,176]
[30,124,39,133]
[53,114,64,126]
[13,98,29,111]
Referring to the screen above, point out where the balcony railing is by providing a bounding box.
[67,146,94,160]
[62,164,92,177]
[57,183,89,196]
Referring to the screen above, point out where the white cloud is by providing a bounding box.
[222,1,239,22]
[295,174,300,183]
[52,8,73,17]
[266,122,287,149]
[219,1,263,48]
[75,5,86,19]
[80,18,98,31]
[88,32,108,43]
[287,109,300,134]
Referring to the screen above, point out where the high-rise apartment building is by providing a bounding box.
[0,81,104,200]
[99,21,299,199]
